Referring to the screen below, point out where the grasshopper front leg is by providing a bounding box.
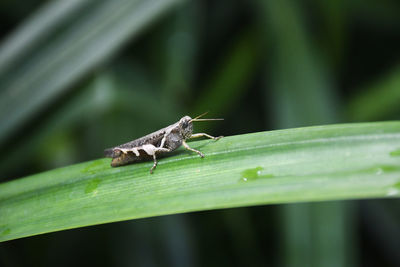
[189,133,223,140]
[182,140,204,158]
[183,133,223,158]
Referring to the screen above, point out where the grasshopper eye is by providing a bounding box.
[182,121,188,128]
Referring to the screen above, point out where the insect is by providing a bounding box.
[104,112,223,173]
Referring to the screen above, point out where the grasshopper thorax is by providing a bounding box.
[179,116,193,139]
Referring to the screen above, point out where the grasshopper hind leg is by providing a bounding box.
[150,154,158,174]
[144,145,170,174]
[114,144,170,174]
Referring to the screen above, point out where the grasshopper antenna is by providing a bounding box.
[191,111,209,121]
[190,111,223,122]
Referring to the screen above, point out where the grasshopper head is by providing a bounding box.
[179,113,223,139]
[179,116,193,139]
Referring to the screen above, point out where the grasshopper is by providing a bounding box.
[104,112,223,173]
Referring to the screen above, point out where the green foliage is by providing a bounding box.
[348,66,400,121]
[1,0,400,265]
[1,122,400,242]
[0,0,184,147]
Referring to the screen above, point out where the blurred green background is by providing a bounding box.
[0,0,399,266]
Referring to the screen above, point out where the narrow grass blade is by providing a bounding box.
[0,0,183,147]
[347,65,400,121]
[1,122,400,242]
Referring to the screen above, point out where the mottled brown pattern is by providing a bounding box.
[110,149,152,167]
[104,117,191,164]
[104,115,221,172]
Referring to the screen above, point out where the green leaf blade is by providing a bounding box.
[1,122,400,242]
[0,0,184,147]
